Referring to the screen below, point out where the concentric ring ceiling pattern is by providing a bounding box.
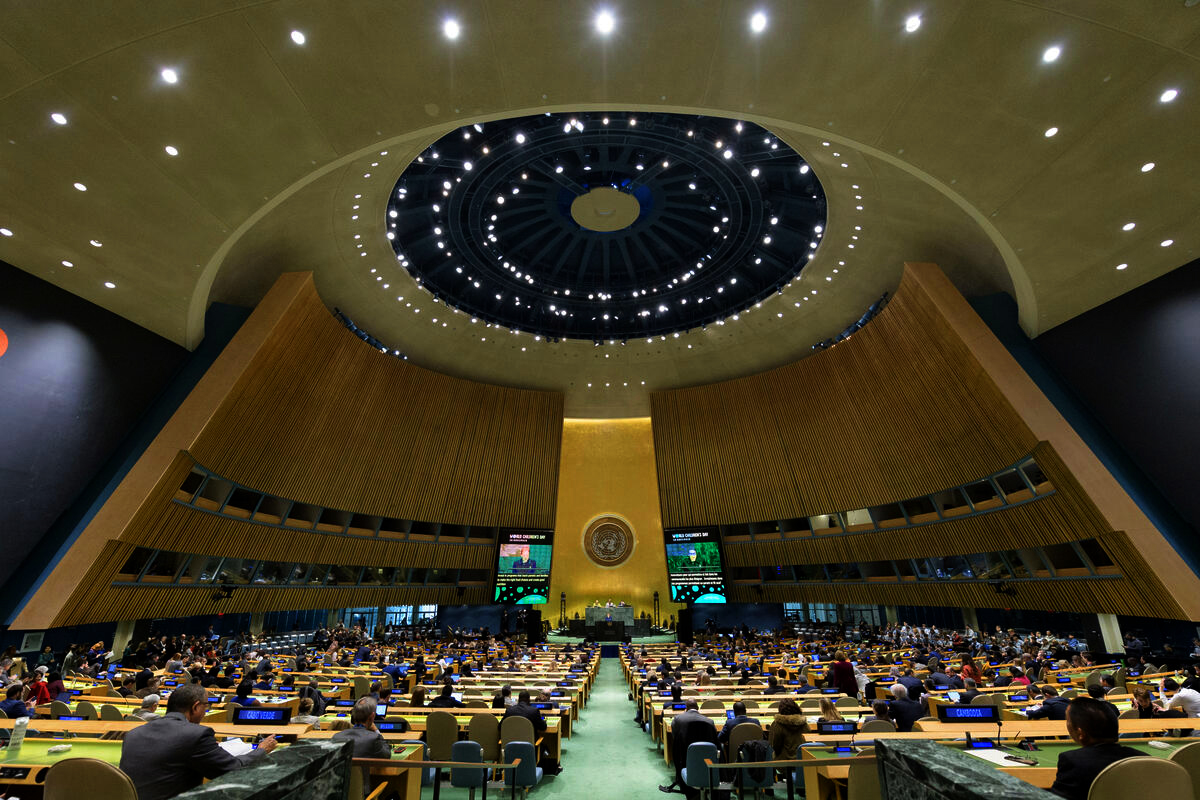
[386,112,826,340]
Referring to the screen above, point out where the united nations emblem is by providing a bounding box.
[583,515,635,567]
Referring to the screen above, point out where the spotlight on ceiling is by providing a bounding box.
[443,18,461,39]
[904,14,921,32]
[595,9,615,34]
[749,11,768,33]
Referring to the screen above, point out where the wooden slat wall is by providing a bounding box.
[650,269,1039,527]
[53,538,490,628]
[189,278,562,528]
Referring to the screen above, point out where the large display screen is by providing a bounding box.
[493,528,553,604]
[663,528,727,604]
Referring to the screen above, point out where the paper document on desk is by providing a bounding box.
[965,749,1023,766]
[219,738,254,756]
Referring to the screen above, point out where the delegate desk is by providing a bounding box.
[318,710,564,767]
[0,718,314,742]
[796,736,1191,797]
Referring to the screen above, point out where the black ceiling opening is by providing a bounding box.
[386,111,826,341]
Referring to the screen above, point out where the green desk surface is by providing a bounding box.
[318,713,559,729]
[2,738,123,766]
[799,739,1179,766]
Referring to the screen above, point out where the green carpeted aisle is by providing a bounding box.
[424,657,670,797]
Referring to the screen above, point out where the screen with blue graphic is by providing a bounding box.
[664,528,726,604]
[493,528,553,604]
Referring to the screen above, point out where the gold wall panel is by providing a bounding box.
[543,418,682,622]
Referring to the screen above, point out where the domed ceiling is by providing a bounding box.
[386,111,825,340]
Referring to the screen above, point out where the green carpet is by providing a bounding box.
[422,658,672,797]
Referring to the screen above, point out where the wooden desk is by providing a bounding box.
[0,718,313,742]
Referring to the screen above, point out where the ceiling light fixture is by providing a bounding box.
[904,14,921,32]
[1042,45,1061,63]
[61,260,73,267]
[51,112,68,125]
[160,67,179,84]
[1140,162,1155,172]
[443,19,461,39]
[103,281,116,289]
[73,182,87,191]
[750,11,768,33]
[1044,126,1058,137]
[1122,222,1136,231]
[290,30,306,45]
[1160,239,1174,247]
[164,145,179,156]
[1116,263,1128,270]
[1160,88,1179,103]
[0,228,12,237]
[595,10,615,34]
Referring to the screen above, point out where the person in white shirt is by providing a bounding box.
[1158,678,1200,717]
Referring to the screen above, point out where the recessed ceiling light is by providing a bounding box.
[290,30,306,45]
[595,10,615,34]
[799,165,810,174]
[164,145,179,156]
[62,260,73,267]
[1140,162,1155,172]
[443,19,461,39]
[90,239,102,247]
[1042,45,1061,63]
[749,11,768,33]
[1044,126,1058,137]
[723,149,733,159]
[904,14,921,32]
[0,227,12,237]
[103,281,116,289]
[1160,88,1179,104]
[51,112,68,125]
[515,133,526,144]
[1161,239,1174,247]
[160,67,179,84]
[1116,263,1128,270]
[1122,222,1136,231]
[73,182,87,191]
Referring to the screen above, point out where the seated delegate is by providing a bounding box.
[119,683,277,800]
[1048,697,1142,800]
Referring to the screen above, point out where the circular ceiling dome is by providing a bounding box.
[386,111,826,341]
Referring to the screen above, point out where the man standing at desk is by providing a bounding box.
[120,683,277,800]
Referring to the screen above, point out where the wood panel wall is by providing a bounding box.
[190,276,562,528]
[651,268,1038,528]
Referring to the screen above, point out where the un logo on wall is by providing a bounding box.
[583,514,635,568]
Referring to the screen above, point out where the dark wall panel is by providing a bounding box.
[1035,261,1200,546]
[0,261,186,590]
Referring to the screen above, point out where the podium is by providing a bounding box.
[593,620,625,640]
[585,606,634,626]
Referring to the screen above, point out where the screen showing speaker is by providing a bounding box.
[663,527,727,604]
[493,528,554,604]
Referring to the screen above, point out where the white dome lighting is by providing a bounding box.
[749,11,768,33]
[905,14,921,33]
[1042,45,1061,63]
[290,30,306,45]
[51,112,68,125]
[1160,88,1179,104]
[443,19,461,39]
[160,67,179,84]
[595,10,615,34]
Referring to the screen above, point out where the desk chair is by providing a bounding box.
[858,719,895,733]
[0,708,7,719]
[741,699,759,711]
[501,715,536,748]
[49,700,72,719]
[464,699,489,708]
[504,741,543,796]
[835,697,859,709]
[1169,741,1200,800]
[727,722,764,762]
[451,740,487,800]
[1087,756,1191,800]
[100,703,124,721]
[734,740,774,799]
[469,711,501,765]
[426,710,459,760]
[682,741,720,800]
[45,758,137,800]
[701,699,726,711]
[847,748,880,800]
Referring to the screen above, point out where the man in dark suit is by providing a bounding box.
[957,678,981,705]
[331,697,392,758]
[429,682,465,708]
[762,675,786,695]
[502,690,547,737]
[1049,697,1142,800]
[795,675,820,694]
[717,701,760,746]
[887,683,925,732]
[1027,685,1070,721]
[119,683,276,800]
[660,699,718,797]
[897,668,924,698]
